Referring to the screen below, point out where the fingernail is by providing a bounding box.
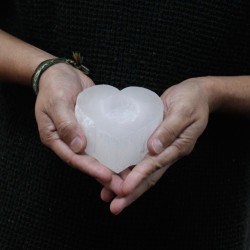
[152,139,164,154]
[70,136,83,153]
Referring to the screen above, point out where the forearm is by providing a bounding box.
[0,29,55,85]
[201,76,250,115]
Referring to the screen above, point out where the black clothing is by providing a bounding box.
[0,1,250,249]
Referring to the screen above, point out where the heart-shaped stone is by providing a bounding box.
[75,84,164,173]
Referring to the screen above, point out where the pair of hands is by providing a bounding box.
[35,63,210,215]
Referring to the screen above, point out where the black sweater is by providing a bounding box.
[0,1,250,249]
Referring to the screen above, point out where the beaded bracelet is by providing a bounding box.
[31,52,90,95]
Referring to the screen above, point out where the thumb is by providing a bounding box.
[147,109,191,155]
[48,100,86,153]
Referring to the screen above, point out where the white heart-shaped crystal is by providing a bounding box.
[75,84,164,173]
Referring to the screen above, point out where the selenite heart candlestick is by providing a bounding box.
[75,84,164,173]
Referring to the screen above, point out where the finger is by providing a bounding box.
[99,168,132,199]
[99,168,132,202]
[147,107,193,155]
[36,111,112,182]
[110,165,168,215]
[53,139,113,182]
[46,97,86,154]
[100,188,115,202]
[122,145,181,195]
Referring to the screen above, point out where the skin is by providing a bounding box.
[1,29,250,215]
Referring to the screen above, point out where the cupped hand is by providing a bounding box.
[34,63,114,182]
[101,77,212,214]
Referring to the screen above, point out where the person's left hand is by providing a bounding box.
[100,77,212,214]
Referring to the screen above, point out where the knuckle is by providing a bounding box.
[144,159,164,189]
[57,121,76,138]
[145,175,158,190]
[147,157,163,172]
[160,125,176,145]
[54,89,69,100]
[47,92,69,111]
[141,157,167,191]
[64,154,75,167]
[174,103,196,122]
[173,139,194,158]
[39,127,57,147]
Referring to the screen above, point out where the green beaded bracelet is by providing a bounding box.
[31,53,89,95]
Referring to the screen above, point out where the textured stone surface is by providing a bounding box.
[75,85,163,173]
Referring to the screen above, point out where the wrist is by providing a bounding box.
[197,76,225,113]
[31,54,90,95]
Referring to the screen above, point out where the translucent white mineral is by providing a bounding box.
[75,84,164,173]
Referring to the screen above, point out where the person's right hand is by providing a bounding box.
[34,63,116,183]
